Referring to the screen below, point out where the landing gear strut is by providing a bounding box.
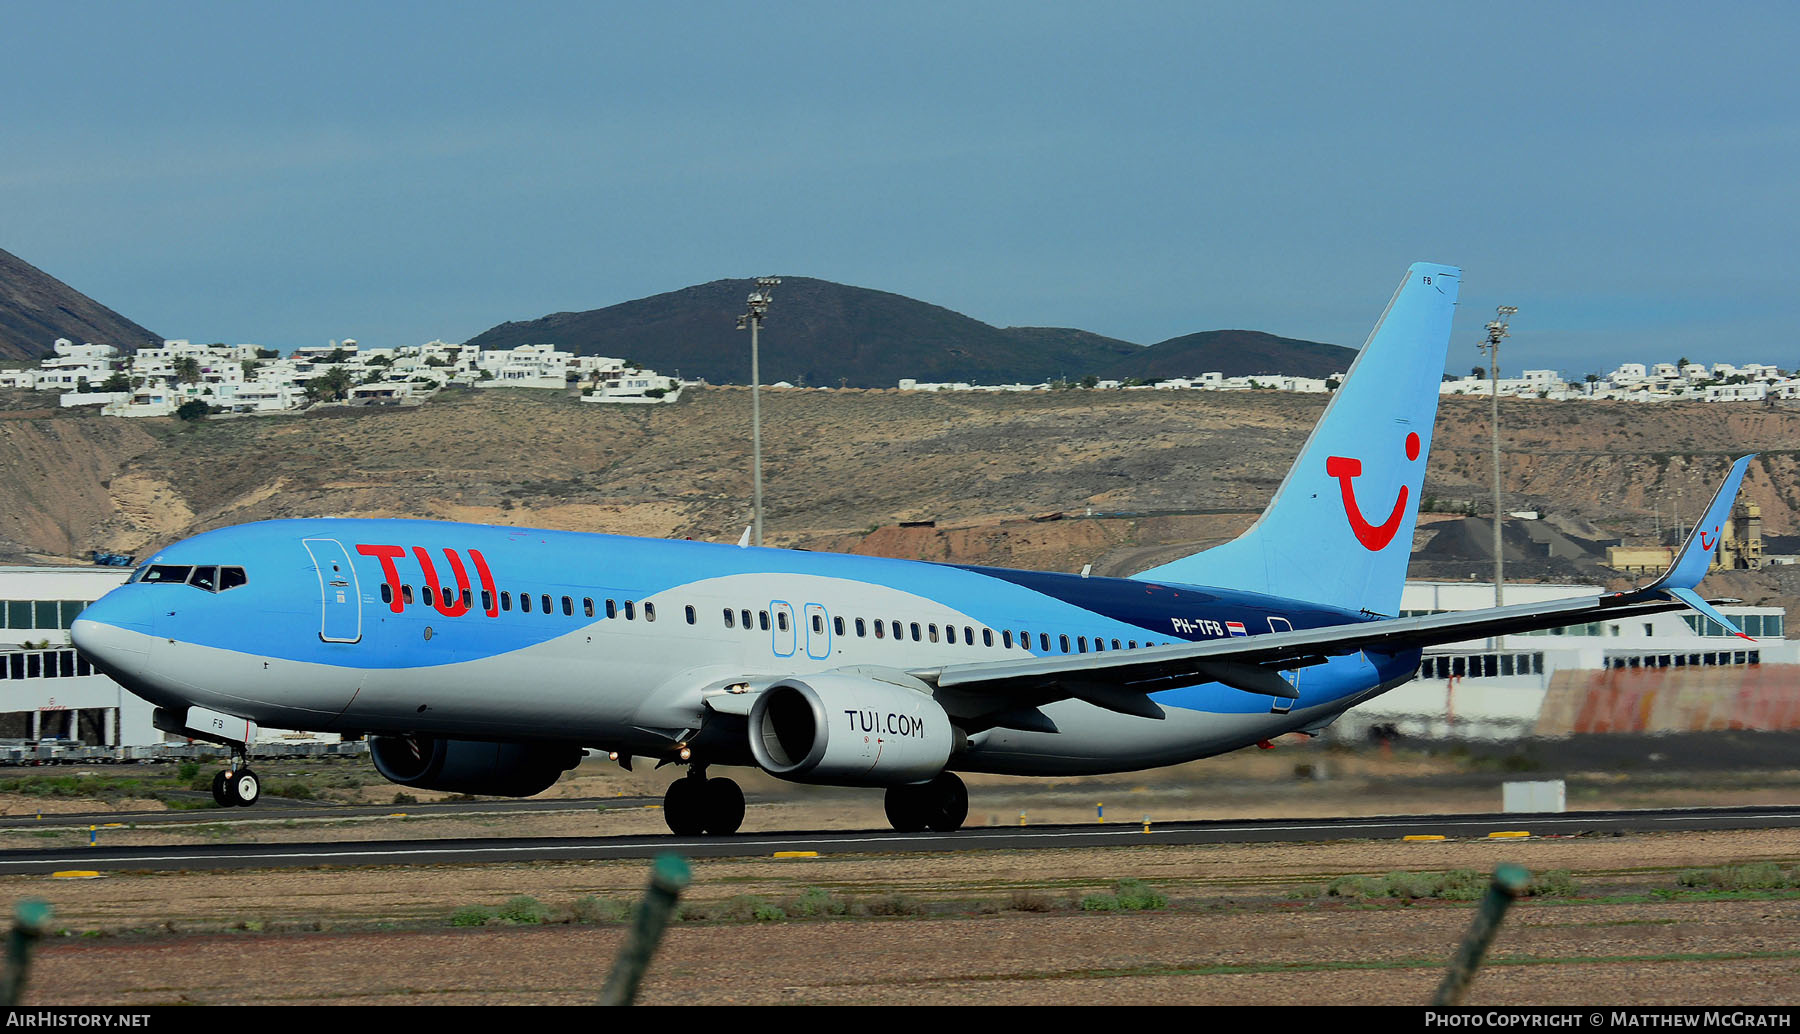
[884,772,967,833]
[662,767,744,836]
[209,748,260,808]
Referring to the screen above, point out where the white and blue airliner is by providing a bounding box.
[71,264,1755,835]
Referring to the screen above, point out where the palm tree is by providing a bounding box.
[304,367,353,402]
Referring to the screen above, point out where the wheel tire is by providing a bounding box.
[883,784,928,833]
[663,777,706,836]
[210,770,231,808]
[702,777,745,835]
[230,768,260,807]
[923,772,967,832]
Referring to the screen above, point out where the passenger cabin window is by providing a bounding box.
[562,596,573,616]
[481,590,493,611]
[776,611,788,632]
[501,591,512,611]
[911,622,922,642]
[723,609,736,629]
[644,603,655,622]
[855,618,866,637]
[461,589,472,609]
[402,585,415,605]
[813,614,824,634]
[964,625,975,644]
[380,584,393,604]
[623,600,634,620]
[521,593,531,613]
[1001,630,1013,648]
[983,629,994,647]
[740,609,752,629]
[833,616,844,636]
[540,594,552,614]
[874,620,885,639]
[758,611,770,631]
[442,587,455,608]
[685,605,696,625]
[605,599,616,619]
[584,598,595,618]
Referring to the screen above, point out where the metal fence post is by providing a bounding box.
[3,900,52,1006]
[1433,863,1531,1006]
[600,853,691,1006]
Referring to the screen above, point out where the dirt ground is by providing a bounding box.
[16,831,1800,1006]
[5,744,1799,1006]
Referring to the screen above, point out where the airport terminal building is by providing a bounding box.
[0,566,143,746]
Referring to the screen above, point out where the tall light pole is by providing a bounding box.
[1479,306,1517,607]
[737,277,779,547]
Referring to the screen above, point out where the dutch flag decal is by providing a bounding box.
[1226,621,1248,638]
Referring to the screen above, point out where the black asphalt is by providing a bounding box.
[5,805,1798,874]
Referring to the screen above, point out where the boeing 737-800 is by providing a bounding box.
[70,263,1757,835]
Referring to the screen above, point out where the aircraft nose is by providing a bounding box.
[70,594,154,680]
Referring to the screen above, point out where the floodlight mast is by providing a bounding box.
[1479,305,1518,610]
[736,277,780,547]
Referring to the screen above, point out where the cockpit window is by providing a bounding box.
[137,564,248,592]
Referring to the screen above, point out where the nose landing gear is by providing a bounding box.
[209,749,260,808]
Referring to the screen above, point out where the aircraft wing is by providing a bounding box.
[908,455,1757,725]
[907,589,1689,722]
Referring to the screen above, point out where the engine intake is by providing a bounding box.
[748,674,954,785]
[369,735,582,797]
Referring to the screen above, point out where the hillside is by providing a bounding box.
[0,248,162,361]
[1096,329,1357,381]
[5,389,1800,622]
[465,277,1145,388]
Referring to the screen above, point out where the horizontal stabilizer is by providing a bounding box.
[1669,587,1752,641]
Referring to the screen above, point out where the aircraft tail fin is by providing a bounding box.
[1133,263,1461,616]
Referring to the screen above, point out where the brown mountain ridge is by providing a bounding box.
[0,247,161,361]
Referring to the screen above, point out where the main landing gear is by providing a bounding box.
[662,768,744,836]
[883,772,967,833]
[209,749,260,808]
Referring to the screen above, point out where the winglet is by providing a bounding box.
[737,525,752,548]
[1642,455,1756,639]
[1645,455,1753,593]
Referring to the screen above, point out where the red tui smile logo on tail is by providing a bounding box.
[1325,432,1420,551]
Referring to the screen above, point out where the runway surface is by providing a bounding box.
[3,804,1798,874]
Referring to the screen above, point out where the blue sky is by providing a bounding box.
[3,2,1795,376]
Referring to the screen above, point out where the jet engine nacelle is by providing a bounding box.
[368,734,582,797]
[747,674,955,786]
